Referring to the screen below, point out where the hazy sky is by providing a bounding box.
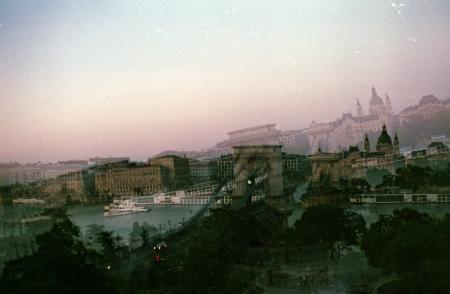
[1,0,450,163]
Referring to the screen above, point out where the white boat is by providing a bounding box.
[13,198,47,205]
[20,215,52,224]
[104,197,149,217]
[350,193,450,204]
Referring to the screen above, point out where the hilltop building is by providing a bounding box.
[306,87,398,153]
[399,95,450,124]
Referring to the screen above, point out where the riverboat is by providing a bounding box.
[13,198,47,205]
[104,197,149,217]
[350,193,450,204]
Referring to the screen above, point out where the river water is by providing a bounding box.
[3,203,450,238]
[0,203,204,239]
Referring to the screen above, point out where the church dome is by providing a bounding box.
[377,125,392,145]
[370,87,384,106]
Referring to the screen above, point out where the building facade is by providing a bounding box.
[310,126,403,186]
[188,158,217,184]
[9,162,89,185]
[94,165,167,197]
[149,155,190,190]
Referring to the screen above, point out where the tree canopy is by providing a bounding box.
[294,205,366,245]
[362,208,450,293]
[0,214,113,294]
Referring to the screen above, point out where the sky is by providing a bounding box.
[1,0,450,163]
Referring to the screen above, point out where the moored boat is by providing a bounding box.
[350,193,450,204]
[104,197,149,217]
[13,198,47,205]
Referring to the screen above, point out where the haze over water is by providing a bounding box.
[1,1,450,162]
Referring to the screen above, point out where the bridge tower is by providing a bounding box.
[232,145,292,228]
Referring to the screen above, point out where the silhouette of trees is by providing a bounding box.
[377,164,450,191]
[294,205,366,245]
[0,215,113,294]
[362,208,450,293]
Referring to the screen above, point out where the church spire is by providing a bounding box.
[364,133,370,153]
[385,93,393,114]
[394,132,400,155]
[371,86,379,99]
[356,99,363,116]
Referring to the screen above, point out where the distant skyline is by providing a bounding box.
[1,0,450,163]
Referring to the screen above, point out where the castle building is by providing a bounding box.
[399,95,450,124]
[306,87,398,153]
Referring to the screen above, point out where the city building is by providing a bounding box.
[188,158,217,184]
[217,154,234,182]
[89,157,130,166]
[0,163,20,186]
[94,165,167,198]
[9,162,89,185]
[42,170,85,198]
[149,155,190,189]
[310,125,403,186]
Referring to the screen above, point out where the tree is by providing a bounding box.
[294,205,366,245]
[0,217,113,294]
[362,208,450,293]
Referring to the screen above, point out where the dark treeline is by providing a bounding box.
[3,204,450,293]
[378,164,450,191]
[362,208,450,293]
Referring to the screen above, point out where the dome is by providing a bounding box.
[377,125,392,145]
[418,95,440,107]
[370,87,384,106]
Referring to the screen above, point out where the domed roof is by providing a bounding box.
[418,95,440,107]
[370,87,384,106]
[377,125,392,145]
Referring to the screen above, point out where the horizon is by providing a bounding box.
[2,1,450,163]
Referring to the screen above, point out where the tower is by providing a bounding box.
[393,133,400,155]
[364,133,370,153]
[376,124,393,154]
[233,145,291,228]
[385,93,393,114]
[356,99,364,117]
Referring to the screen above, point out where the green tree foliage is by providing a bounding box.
[377,164,450,191]
[362,208,450,293]
[156,208,270,294]
[0,216,113,294]
[294,205,366,245]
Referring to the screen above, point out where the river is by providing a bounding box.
[0,203,204,239]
